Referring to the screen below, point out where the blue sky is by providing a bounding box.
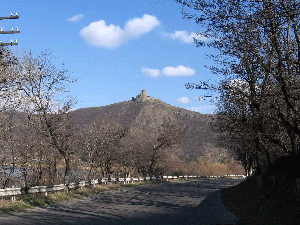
[1,0,218,114]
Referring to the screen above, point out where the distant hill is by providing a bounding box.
[0,90,224,162]
[70,90,219,161]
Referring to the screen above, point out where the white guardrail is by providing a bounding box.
[0,175,246,201]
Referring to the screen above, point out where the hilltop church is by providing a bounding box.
[132,89,157,102]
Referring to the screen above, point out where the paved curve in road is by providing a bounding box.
[0,179,242,225]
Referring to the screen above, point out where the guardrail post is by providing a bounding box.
[21,187,29,195]
[0,174,247,201]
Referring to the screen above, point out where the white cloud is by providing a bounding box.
[124,14,161,39]
[229,79,249,90]
[163,30,208,44]
[68,14,84,22]
[143,65,195,78]
[80,14,160,49]
[187,105,217,114]
[177,97,191,105]
[80,20,124,48]
[142,67,161,78]
[162,65,195,77]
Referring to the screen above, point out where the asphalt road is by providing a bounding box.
[0,179,242,225]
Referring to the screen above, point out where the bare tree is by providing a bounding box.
[0,48,22,188]
[15,50,76,182]
[177,0,300,179]
[0,111,18,188]
[80,121,128,178]
[128,120,182,177]
[0,48,20,111]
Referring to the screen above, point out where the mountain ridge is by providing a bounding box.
[70,90,218,160]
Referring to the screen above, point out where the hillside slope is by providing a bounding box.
[70,90,219,160]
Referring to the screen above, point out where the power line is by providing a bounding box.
[0,13,20,46]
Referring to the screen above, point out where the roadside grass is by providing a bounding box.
[221,177,300,224]
[0,178,244,214]
[0,200,32,213]
[0,182,141,214]
[0,178,201,213]
[122,181,152,187]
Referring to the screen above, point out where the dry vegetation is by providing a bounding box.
[0,183,122,213]
[1,49,243,190]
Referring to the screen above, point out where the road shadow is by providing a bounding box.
[0,179,242,225]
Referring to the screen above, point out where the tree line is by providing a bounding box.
[0,47,244,189]
[0,48,76,187]
[0,48,186,188]
[177,0,300,184]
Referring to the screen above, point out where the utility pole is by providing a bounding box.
[0,13,20,46]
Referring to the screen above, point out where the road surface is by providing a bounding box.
[0,179,242,225]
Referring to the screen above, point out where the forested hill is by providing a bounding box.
[70,90,219,160]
